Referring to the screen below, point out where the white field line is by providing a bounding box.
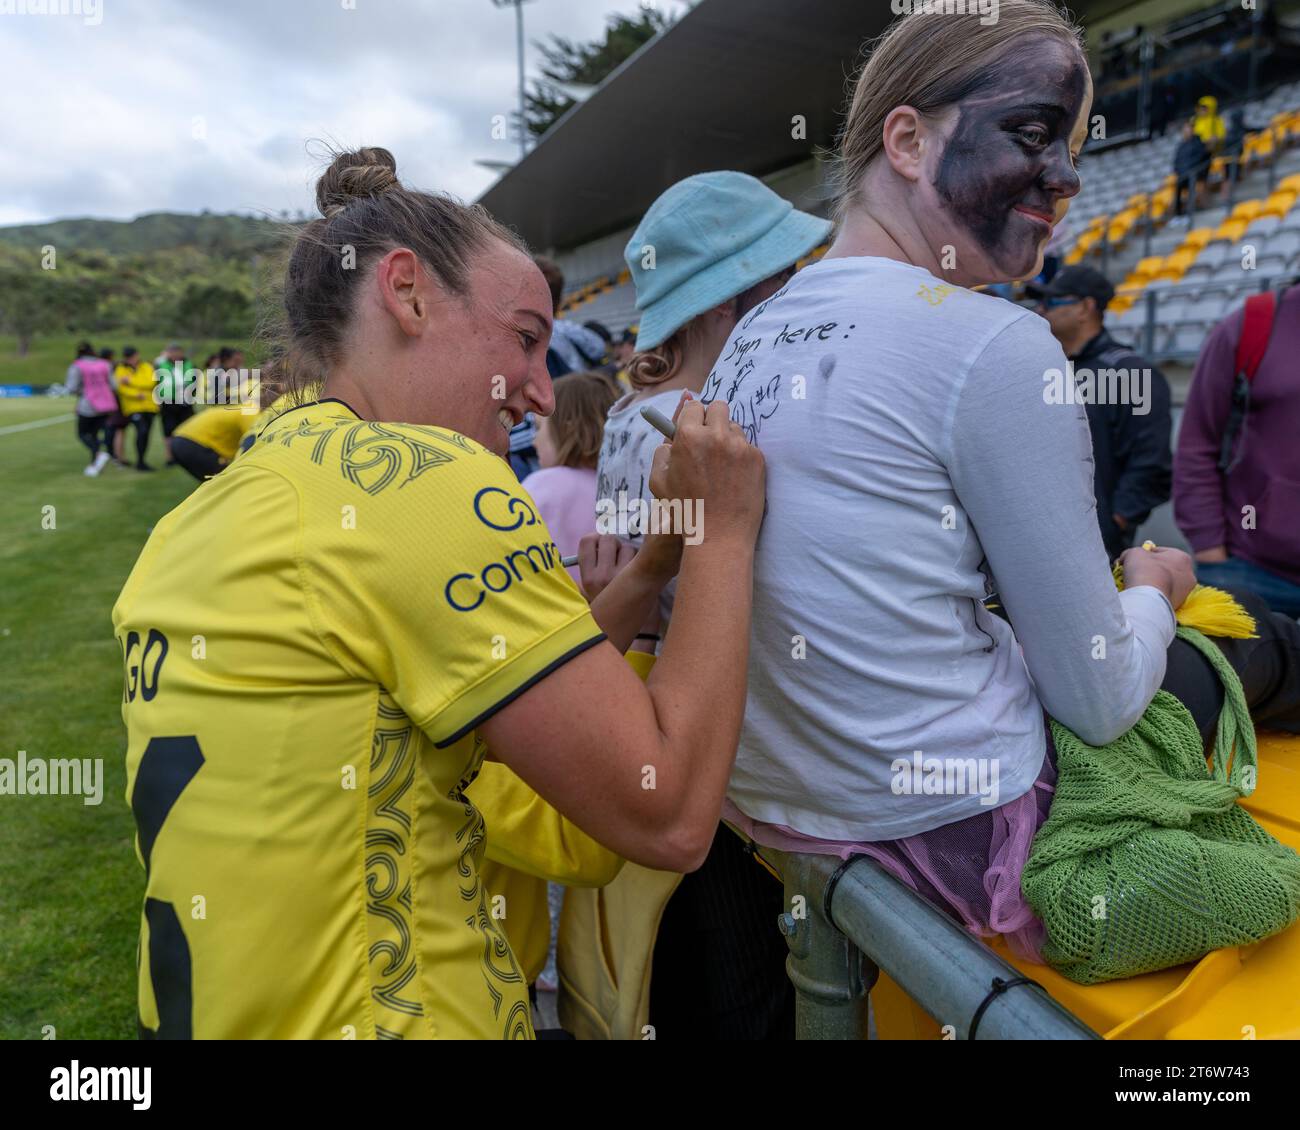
[0,413,73,437]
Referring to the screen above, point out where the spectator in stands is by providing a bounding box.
[1175,282,1300,618]
[1028,265,1172,559]
[65,341,117,477]
[572,169,830,1041]
[523,370,618,584]
[535,256,608,377]
[114,347,158,471]
[611,327,637,390]
[1171,120,1211,225]
[154,342,194,466]
[1193,95,1227,152]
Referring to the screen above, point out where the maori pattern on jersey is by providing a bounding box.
[365,694,424,1036]
[261,410,480,495]
[452,735,531,1040]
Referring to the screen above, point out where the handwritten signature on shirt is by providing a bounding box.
[703,363,782,443]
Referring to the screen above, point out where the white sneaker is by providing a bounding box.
[85,451,110,477]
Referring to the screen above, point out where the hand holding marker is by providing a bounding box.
[560,405,678,569]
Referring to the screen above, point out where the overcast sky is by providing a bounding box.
[0,0,689,227]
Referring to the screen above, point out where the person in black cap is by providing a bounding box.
[1027,265,1172,559]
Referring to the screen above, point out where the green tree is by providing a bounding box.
[0,265,92,357]
[525,8,673,139]
[173,282,252,340]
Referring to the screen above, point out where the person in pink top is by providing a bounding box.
[64,341,119,477]
[523,371,620,585]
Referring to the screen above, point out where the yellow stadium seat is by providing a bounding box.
[1278,174,1300,195]
[1231,200,1265,224]
[1260,191,1298,220]
[1211,218,1249,244]
[1180,228,1214,251]
[1129,256,1164,285]
[1064,245,1088,266]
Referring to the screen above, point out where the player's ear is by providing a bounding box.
[374,248,425,336]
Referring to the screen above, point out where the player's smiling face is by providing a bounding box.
[460,245,556,458]
[925,38,1091,282]
[403,242,554,458]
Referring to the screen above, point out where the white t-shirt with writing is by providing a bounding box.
[595,387,685,630]
[700,255,1175,841]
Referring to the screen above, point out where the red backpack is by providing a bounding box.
[1217,286,1289,473]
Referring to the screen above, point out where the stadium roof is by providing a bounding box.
[478,0,1136,252]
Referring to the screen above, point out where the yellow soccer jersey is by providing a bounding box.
[112,398,604,1039]
[173,403,257,461]
[115,362,158,415]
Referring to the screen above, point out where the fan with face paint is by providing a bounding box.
[930,38,1092,282]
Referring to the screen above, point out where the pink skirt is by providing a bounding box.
[722,738,1057,962]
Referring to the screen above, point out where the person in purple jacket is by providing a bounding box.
[1174,282,1300,619]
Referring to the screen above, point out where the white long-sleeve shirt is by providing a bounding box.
[699,255,1175,841]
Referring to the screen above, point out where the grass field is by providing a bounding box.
[0,397,193,1039]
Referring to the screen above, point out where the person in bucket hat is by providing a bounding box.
[566,172,829,1040]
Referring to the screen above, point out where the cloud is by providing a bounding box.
[0,0,689,225]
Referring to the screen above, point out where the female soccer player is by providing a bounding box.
[699,0,1300,957]
[114,347,158,472]
[112,147,765,1039]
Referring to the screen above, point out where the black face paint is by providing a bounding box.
[933,38,1089,276]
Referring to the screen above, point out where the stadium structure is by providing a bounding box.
[479,0,1300,371]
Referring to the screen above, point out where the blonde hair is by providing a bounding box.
[626,315,715,391]
[547,371,619,469]
[832,0,1085,221]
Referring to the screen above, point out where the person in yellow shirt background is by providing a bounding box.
[170,347,258,480]
[113,346,159,472]
[1193,94,1226,152]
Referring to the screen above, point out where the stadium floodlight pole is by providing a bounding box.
[491,0,538,160]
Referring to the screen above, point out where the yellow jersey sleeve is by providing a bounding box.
[173,404,257,460]
[471,761,624,887]
[268,409,604,746]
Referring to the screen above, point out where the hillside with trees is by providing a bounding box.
[0,212,287,358]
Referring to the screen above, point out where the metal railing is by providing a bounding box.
[759,846,1100,1040]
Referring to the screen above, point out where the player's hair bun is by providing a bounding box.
[316,146,400,217]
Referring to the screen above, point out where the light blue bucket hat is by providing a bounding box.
[625,171,833,351]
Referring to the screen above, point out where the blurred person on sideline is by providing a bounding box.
[99,346,128,466]
[65,341,117,477]
[1175,282,1300,618]
[1028,265,1172,559]
[114,347,159,472]
[154,341,195,465]
[169,347,259,480]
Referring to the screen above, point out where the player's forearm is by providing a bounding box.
[640,536,754,865]
[585,553,666,654]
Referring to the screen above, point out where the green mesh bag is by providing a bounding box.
[1022,627,1300,984]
